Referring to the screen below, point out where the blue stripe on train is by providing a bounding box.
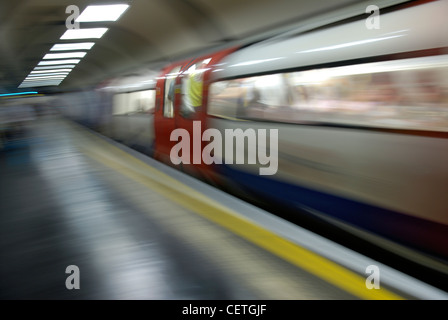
[218,164,448,259]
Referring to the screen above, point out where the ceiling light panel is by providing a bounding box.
[60,28,108,40]
[27,73,69,77]
[43,52,86,59]
[76,4,129,22]
[22,82,64,86]
[21,80,63,84]
[31,69,73,74]
[19,82,62,88]
[34,65,76,70]
[25,75,67,80]
[22,82,63,86]
[25,75,66,79]
[50,43,95,51]
[38,59,81,66]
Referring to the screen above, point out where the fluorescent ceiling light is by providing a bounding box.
[22,82,63,86]
[76,4,129,22]
[25,75,66,78]
[38,59,80,65]
[34,65,76,70]
[19,82,61,88]
[50,43,95,51]
[27,73,69,77]
[25,76,66,80]
[60,28,108,40]
[23,81,65,85]
[25,76,67,81]
[21,81,62,85]
[43,52,86,59]
[21,82,60,84]
[20,81,58,84]
[31,69,72,74]
[22,83,63,87]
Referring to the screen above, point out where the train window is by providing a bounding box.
[164,66,181,118]
[208,79,251,119]
[208,55,448,132]
[139,90,156,113]
[128,90,156,114]
[180,58,211,119]
[208,74,288,120]
[112,93,129,115]
[113,90,155,115]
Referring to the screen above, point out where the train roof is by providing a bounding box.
[211,0,448,81]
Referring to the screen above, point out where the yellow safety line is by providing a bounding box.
[73,123,404,300]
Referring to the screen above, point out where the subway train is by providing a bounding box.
[61,0,448,267]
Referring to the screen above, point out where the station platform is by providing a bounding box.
[1,117,446,300]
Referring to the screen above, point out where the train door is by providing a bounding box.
[171,47,238,180]
[153,63,183,163]
[173,57,212,177]
[155,47,237,178]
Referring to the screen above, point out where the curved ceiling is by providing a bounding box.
[0,0,405,93]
